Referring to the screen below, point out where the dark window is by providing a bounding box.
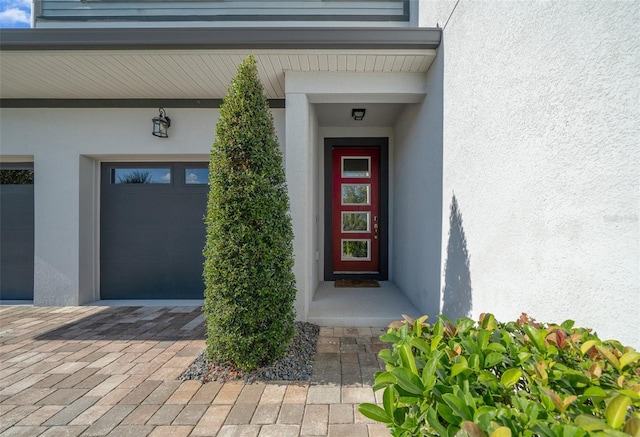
[342,157,370,177]
[185,168,209,185]
[111,168,171,184]
[0,169,34,185]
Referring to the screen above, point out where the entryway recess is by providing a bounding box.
[324,138,389,281]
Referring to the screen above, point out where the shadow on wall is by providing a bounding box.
[441,194,472,320]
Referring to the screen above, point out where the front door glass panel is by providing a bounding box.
[332,147,380,274]
[342,212,369,232]
[341,239,370,260]
[341,184,370,205]
[342,157,370,177]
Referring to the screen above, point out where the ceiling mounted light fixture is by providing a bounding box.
[152,107,171,138]
[351,108,366,121]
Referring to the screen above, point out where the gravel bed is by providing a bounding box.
[179,322,319,384]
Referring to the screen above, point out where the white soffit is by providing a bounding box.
[0,49,436,99]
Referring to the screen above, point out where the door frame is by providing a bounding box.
[324,137,389,281]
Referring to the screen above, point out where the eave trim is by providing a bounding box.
[0,27,441,51]
[0,99,286,109]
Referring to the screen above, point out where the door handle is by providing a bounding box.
[374,223,379,239]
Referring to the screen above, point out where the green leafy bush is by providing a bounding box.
[0,169,33,184]
[359,314,640,436]
[203,54,297,371]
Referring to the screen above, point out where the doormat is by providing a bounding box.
[334,279,380,288]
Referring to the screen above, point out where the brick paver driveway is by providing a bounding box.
[0,306,390,436]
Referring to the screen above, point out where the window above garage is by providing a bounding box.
[35,0,410,28]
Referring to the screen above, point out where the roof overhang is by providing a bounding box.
[0,27,441,101]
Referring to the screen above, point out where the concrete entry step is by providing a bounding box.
[307,281,420,327]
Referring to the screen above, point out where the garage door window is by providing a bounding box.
[112,168,171,184]
[0,169,34,184]
[185,168,209,185]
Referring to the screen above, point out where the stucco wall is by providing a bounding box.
[0,107,286,305]
[421,1,640,346]
[393,47,444,319]
[285,93,313,319]
[309,105,321,300]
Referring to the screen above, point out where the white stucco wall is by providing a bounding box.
[309,105,321,300]
[421,1,640,346]
[393,46,444,319]
[285,93,314,319]
[0,107,286,305]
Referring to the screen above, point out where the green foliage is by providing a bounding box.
[203,55,296,372]
[342,213,367,231]
[0,169,33,184]
[343,241,368,258]
[117,170,152,184]
[359,314,640,436]
[342,185,368,204]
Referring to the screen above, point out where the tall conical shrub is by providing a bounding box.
[203,55,297,371]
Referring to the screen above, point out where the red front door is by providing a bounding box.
[332,147,380,273]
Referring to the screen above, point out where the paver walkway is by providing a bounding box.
[0,306,391,436]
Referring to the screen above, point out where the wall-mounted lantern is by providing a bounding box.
[152,107,171,138]
[351,108,366,121]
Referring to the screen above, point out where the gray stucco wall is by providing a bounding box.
[392,47,444,319]
[421,1,639,346]
[0,107,286,306]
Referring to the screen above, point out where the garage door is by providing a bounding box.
[100,162,209,299]
[0,164,34,300]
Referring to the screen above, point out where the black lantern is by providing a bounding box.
[351,108,366,121]
[152,107,171,138]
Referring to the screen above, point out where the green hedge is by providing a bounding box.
[203,55,297,372]
[359,314,640,436]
